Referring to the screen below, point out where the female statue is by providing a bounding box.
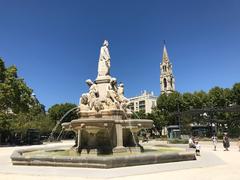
[97,40,111,77]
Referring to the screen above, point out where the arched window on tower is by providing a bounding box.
[163,78,167,89]
[163,65,166,72]
[170,78,173,87]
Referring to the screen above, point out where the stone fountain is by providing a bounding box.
[11,40,196,168]
[62,40,152,154]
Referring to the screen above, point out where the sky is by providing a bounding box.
[0,0,240,109]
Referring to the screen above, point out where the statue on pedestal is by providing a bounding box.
[97,40,110,77]
[79,40,131,113]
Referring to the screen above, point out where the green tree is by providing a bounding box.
[150,109,168,131]
[131,110,147,119]
[0,58,35,114]
[208,87,227,108]
[232,83,240,105]
[48,103,78,123]
[157,91,183,113]
[182,92,195,110]
[0,58,50,143]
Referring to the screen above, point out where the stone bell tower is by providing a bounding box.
[160,42,175,94]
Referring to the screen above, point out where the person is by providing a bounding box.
[237,137,240,152]
[223,133,230,151]
[211,135,218,151]
[195,141,201,156]
[188,136,195,148]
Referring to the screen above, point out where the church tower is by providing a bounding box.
[160,43,175,94]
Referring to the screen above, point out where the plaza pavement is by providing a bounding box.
[0,140,240,180]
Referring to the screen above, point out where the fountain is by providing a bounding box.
[11,40,196,168]
[61,40,152,154]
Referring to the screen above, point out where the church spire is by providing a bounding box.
[162,41,169,63]
[160,41,175,94]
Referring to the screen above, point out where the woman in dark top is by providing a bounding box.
[223,133,230,151]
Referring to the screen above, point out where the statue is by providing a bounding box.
[85,79,99,110]
[117,83,130,111]
[78,41,131,112]
[98,40,110,77]
[106,78,120,109]
[79,93,90,111]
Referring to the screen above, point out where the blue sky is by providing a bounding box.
[0,0,240,109]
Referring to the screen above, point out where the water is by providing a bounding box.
[56,129,64,141]
[122,110,138,147]
[131,110,150,140]
[48,106,80,141]
[22,145,183,158]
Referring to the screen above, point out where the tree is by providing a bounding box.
[48,103,78,123]
[150,109,168,131]
[182,92,195,110]
[157,91,183,113]
[232,83,240,105]
[0,58,35,114]
[0,59,6,83]
[131,110,147,119]
[0,58,49,144]
[156,92,184,129]
[208,87,227,108]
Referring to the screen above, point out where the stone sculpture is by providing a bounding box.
[66,40,153,155]
[85,79,99,110]
[117,83,130,110]
[97,40,110,77]
[79,40,131,113]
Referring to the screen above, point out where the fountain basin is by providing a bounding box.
[62,119,153,132]
[11,144,196,168]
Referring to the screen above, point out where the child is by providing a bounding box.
[212,135,218,151]
[195,141,201,156]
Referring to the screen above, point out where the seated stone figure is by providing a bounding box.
[79,79,103,112]
[79,93,90,111]
[86,79,98,110]
[106,78,120,109]
[117,83,129,109]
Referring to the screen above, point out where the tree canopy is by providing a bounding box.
[152,84,240,137]
[48,103,78,123]
[0,58,52,143]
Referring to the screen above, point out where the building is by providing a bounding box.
[128,91,158,113]
[128,42,176,114]
[160,43,175,94]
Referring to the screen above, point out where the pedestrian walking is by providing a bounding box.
[223,133,230,151]
[195,141,201,156]
[212,135,218,151]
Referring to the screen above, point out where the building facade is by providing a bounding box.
[160,44,175,94]
[128,43,176,114]
[128,91,158,113]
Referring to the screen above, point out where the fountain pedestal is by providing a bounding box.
[62,109,153,154]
